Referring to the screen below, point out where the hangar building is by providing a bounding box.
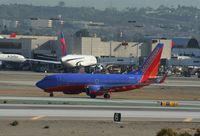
[0,35,59,60]
[170,37,200,66]
[0,34,174,66]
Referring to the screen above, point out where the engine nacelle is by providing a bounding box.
[86,85,105,96]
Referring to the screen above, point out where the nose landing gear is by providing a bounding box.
[104,93,110,99]
[49,92,54,97]
[90,94,96,99]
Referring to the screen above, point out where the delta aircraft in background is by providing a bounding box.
[0,32,97,68]
[36,43,167,98]
[0,53,26,63]
[56,32,97,68]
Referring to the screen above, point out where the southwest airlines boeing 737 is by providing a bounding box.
[36,43,165,98]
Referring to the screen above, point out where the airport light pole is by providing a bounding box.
[132,43,143,65]
[109,41,112,57]
[90,37,93,55]
[136,43,139,65]
[137,43,143,65]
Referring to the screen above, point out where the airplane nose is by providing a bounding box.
[36,80,45,90]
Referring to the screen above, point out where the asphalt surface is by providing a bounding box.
[1,96,200,106]
[0,104,199,122]
[0,97,199,122]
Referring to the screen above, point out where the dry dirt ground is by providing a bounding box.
[0,120,199,136]
[1,85,200,100]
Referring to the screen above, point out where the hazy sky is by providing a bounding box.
[1,0,200,10]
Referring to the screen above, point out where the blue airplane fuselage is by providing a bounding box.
[36,73,142,92]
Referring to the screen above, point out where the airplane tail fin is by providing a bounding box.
[10,32,16,38]
[59,32,67,57]
[130,43,164,82]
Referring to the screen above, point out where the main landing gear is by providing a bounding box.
[104,93,110,99]
[88,93,111,99]
[90,94,96,99]
[49,92,54,97]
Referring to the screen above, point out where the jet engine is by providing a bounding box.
[86,85,105,96]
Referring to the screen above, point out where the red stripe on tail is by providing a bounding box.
[140,43,164,82]
[60,32,67,56]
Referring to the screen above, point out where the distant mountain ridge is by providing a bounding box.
[1,0,200,10]
[0,4,200,40]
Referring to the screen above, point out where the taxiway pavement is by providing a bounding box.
[0,97,199,122]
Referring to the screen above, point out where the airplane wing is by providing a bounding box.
[140,72,168,85]
[26,58,61,64]
[86,83,138,93]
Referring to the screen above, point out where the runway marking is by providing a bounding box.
[31,116,45,120]
[183,117,193,122]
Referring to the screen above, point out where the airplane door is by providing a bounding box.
[95,79,99,84]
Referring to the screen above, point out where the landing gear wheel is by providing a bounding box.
[104,93,110,99]
[49,92,54,97]
[90,94,96,99]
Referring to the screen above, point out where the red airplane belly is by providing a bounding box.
[45,84,86,92]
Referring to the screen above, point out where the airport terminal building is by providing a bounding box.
[0,34,173,65]
[0,35,58,60]
[72,37,140,58]
[3,34,197,67]
[170,38,200,66]
[0,34,199,76]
